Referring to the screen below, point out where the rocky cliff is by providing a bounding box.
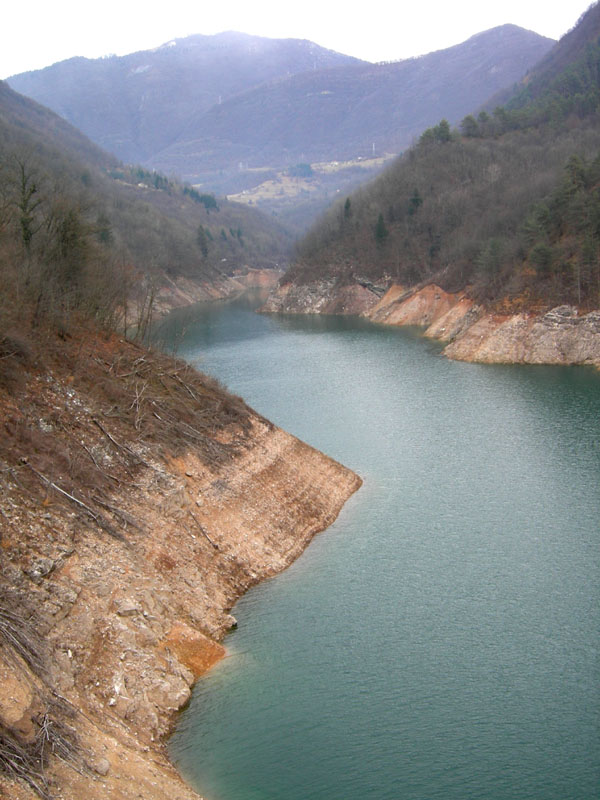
[0,327,360,800]
[367,284,600,367]
[260,277,383,316]
[262,280,600,367]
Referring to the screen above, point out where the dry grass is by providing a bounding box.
[0,299,268,549]
[0,588,88,799]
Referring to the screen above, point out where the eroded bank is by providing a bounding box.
[0,327,360,800]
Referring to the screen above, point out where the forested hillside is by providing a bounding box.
[285,3,600,311]
[0,80,291,341]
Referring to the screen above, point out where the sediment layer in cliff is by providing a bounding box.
[153,268,283,317]
[263,279,600,367]
[367,284,600,367]
[0,324,360,800]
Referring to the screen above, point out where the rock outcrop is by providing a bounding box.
[442,305,600,365]
[263,279,600,367]
[365,284,600,367]
[260,278,382,316]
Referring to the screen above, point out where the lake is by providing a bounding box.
[156,296,600,800]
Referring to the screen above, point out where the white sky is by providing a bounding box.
[2,0,595,80]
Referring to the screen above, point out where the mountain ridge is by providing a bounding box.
[8,26,554,190]
[8,33,362,164]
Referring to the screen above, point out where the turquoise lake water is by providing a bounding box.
[157,297,600,800]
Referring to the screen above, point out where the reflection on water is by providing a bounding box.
[161,297,600,800]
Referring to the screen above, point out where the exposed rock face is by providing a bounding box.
[263,279,600,367]
[367,285,600,366]
[153,269,283,317]
[364,283,482,338]
[0,335,360,800]
[261,279,382,315]
[367,286,600,367]
[368,284,467,328]
[443,305,600,365]
[423,296,482,342]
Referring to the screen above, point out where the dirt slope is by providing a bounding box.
[0,326,360,800]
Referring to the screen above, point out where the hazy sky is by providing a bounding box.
[2,0,595,79]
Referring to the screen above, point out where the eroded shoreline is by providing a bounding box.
[261,280,600,368]
[0,330,360,800]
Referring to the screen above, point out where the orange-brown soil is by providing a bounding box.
[0,325,360,800]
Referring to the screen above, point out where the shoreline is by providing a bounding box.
[261,280,600,368]
[0,330,361,800]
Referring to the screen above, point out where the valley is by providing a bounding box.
[1,4,600,800]
[8,25,553,230]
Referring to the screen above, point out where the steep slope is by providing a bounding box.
[0,322,361,800]
[490,2,600,109]
[0,80,118,171]
[8,33,363,165]
[0,55,360,800]
[262,4,600,366]
[0,79,293,309]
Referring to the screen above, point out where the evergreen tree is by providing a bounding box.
[197,224,209,257]
[374,213,389,245]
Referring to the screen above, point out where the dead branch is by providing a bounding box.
[91,496,144,531]
[23,461,99,519]
[53,424,121,486]
[92,418,143,462]
[172,372,202,402]
[78,442,120,485]
[188,510,219,549]
[0,606,45,676]
[21,460,125,541]
[38,713,88,776]
[0,733,50,800]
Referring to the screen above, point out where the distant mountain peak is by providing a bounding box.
[8,24,554,197]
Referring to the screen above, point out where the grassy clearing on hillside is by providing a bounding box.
[226,156,396,233]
